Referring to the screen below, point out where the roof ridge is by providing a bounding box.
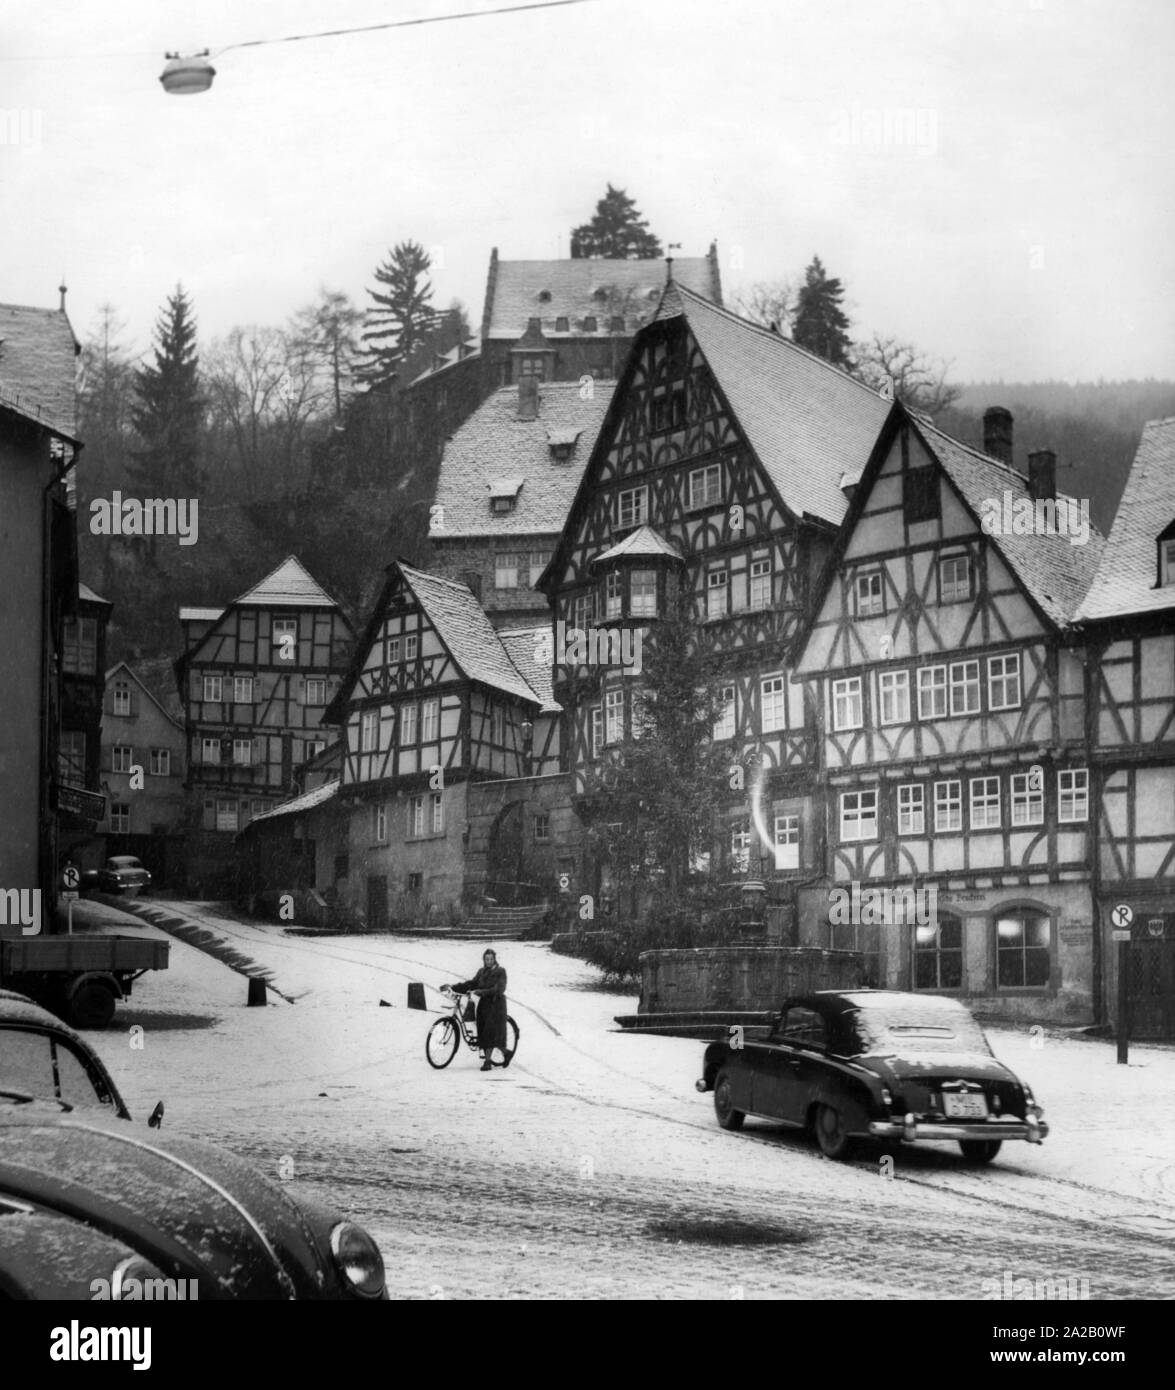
[671,283,889,404]
[398,561,478,594]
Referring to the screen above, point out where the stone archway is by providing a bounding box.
[487,800,526,893]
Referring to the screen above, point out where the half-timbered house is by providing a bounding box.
[1076,417,1175,1037]
[535,281,893,908]
[428,376,614,627]
[174,556,353,892]
[322,562,569,926]
[793,403,1103,1022]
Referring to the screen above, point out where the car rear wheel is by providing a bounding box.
[713,1070,745,1131]
[959,1139,1002,1164]
[69,981,117,1029]
[813,1103,855,1160]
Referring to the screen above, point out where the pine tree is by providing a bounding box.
[791,256,854,368]
[571,184,663,260]
[129,286,204,497]
[355,241,434,389]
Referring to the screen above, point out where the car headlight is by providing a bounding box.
[329,1222,385,1298]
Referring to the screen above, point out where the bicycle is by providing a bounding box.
[425,985,519,1070]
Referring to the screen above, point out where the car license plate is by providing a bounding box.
[943,1092,988,1119]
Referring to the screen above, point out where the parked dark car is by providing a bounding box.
[697,989,1048,1163]
[96,856,151,895]
[0,990,387,1299]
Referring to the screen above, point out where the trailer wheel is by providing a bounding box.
[69,980,117,1028]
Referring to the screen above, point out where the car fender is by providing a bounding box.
[63,972,125,1004]
[809,1062,883,1135]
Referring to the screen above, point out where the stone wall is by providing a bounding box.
[638,947,867,1014]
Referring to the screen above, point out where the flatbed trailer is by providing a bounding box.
[0,934,170,1028]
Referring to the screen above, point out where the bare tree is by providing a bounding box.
[290,288,362,421]
[733,279,799,335]
[853,332,961,416]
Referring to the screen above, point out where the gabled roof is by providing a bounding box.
[1077,418,1175,621]
[78,581,112,608]
[104,660,184,730]
[179,606,225,623]
[592,525,683,565]
[500,629,560,713]
[431,381,613,539]
[244,778,340,828]
[0,300,79,436]
[655,283,893,528]
[916,418,1103,627]
[232,556,340,609]
[399,564,539,703]
[486,249,721,341]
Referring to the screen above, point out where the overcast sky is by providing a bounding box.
[3,0,1172,382]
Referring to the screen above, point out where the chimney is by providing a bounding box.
[518,374,539,421]
[1027,449,1057,503]
[460,570,482,601]
[983,407,1013,465]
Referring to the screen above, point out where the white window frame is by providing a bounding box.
[495,553,520,589]
[1010,772,1044,826]
[201,737,221,765]
[934,779,962,832]
[360,710,379,753]
[430,792,444,834]
[573,593,595,630]
[591,706,603,757]
[1058,769,1089,823]
[409,795,425,838]
[112,684,131,717]
[272,618,297,659]
[305,677,327,706]
[604,688,624,745]
[918,665,947,719]
[840,790,878,842]
[215,799,238,832]
[949,660,981,716]
[616,486,647,530]
[832,677,863,732]
[202,674,223,703]
[404,634,418,662]
[386,636,401,664]
[730,818,752,873]
[421,698,439,743]
[233,737,253,767]
[988,653,1022,711]
[940,552,971,603]
[749,557,772,610]
[761,676,787,733]
[400,702,418,745]
[630,569,657,617]
[774,813,800,870]
[373,802,387,843]
[706,568,728,619]
[304,739,326,760]
[111,803,131,833]
[233,676,254,704]
[970,775,1001,829]
[854,569,885,618]
[688,463,722,510]
[714,685,736,741]
[878,670,910,726]
[112,745,134,773]
[898,784,925,835]
[605,569,623,619]
[149,748,170,777]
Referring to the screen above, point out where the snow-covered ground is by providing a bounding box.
[67,897,1175,1299]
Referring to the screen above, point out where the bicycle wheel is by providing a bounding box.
[426,1017,460,1069]
[492,1017,520,1068]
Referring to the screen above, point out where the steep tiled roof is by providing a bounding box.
[431,382,613,539]
[105,660,184,730]
[246,778,340,825]
[232,555,339,608]
[592,525,683,565]
[500,628,560,712]
[657,284,892,527]
[487,254,720,341]
[179,606,224,622]
[400,564,541,704]
[0,301,78,435]
[1077,418,1175,621]
[917,419,1104,627]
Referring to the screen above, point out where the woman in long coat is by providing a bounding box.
[451,949,508,1071]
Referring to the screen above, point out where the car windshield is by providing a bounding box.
[850,1007,992,1057]
[0,1027,113,1109]
[110,858,142,869]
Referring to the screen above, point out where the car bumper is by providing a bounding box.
[868,1114,1048,1144]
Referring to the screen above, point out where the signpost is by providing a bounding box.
[60,865,80,935]
[1112,904,1133,1065]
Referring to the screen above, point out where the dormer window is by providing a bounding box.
[592,287,608,303]
[491,496,516,514]
[538,289,552,303]
[555,316,569,332]
[609,315,624,332]
[1161,537,1175,586]
[489,477,523,514]
[583,315,598,333]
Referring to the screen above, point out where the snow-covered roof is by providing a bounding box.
[246,779,340,826]
[592,525,683,566]
[232,556,340,609]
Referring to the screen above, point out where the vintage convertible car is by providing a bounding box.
[0,990,386,1300]
[696,989,1048,1163]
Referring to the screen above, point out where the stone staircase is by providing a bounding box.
[443,903,551,941]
